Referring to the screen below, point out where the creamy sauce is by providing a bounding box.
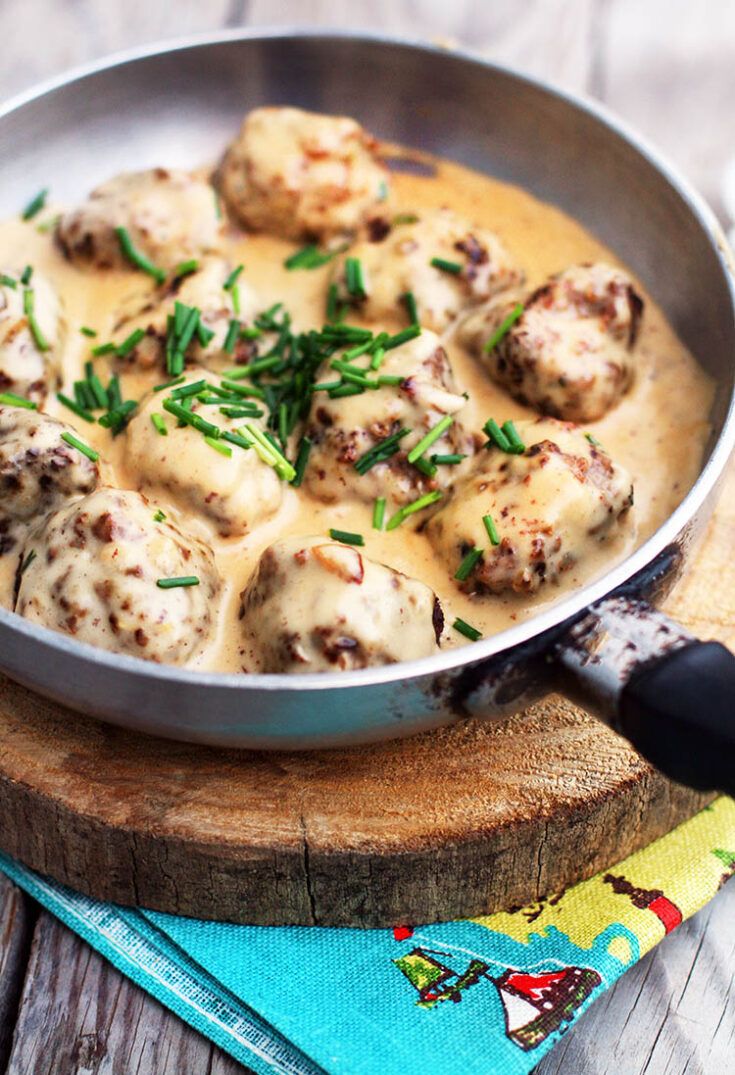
[0,156,714,672]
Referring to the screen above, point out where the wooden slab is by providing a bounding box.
[0,463,733,927]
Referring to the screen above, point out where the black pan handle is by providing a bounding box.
[555,596,735,795]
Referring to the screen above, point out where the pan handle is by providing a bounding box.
[555,596,735,795]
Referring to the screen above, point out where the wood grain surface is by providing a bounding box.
[1,1,734,1071]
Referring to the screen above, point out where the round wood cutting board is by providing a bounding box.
[0,465,733,927]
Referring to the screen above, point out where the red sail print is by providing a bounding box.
[603,873,682,933]
[393,926,414,941]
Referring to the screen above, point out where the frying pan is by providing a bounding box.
[1,31,734,795]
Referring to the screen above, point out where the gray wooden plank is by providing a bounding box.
[0,874,35,1070]
[5,911,248,1075]
[535,878,735,1075]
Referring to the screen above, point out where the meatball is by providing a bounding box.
[15,488,219,665]
[0,269,62,402]
[124,370,283,536]
[218,106,388,241]
[239,535,443,673]
[459,263,643,422]
[426,418,634,595]
[112,256,260,371]
[0,405,100,554]
[303,329,471,510]
[56,169,223,273]
[331,208,522,331]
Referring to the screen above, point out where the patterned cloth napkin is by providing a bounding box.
[2,798,734,1074]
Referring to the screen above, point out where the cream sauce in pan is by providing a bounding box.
[0,155,714,672]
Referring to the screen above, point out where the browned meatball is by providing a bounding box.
[218,106,388,241]
[459,263,643,422]
[426,418,634,595]
[304,329,471,511]
[239,535,442,673]
[56,169,224,273]
[332,208,523,331]
[0,405,99,555]
[15,488,220,665]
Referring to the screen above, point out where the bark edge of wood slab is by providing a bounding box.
[0,674,712,927]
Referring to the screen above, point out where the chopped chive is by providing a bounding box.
[20,265,33,285]
[153,509,166,522]
[383,323,421,351]
[35,213,60,234]
[278,401,289,445]
[483,513,500,546]
[219,405,263,419]
[106,374,122,410]
[156,576,199,589]
[223,319,240,354]
[98,401,137,432]
[377,180,389,202]
[342,338,374,362]
[401,290,419,326]
[0,274,17,289]
[22,288,49,351]
[291,436,312,487]
[585,432,602,447]
[19,548,37,574]
[115,226,166,284]
[369,346,385,371]
[219,379,265,400]
[154,375,186,393]
[345,257,366,298]
[21,188,48,220]
[230,284,241,315]
[80,326,97,338]
[220,430,253,451]
[0,392,37,410]
[484,302,524,353]
[91,342,116,357]
[393,213,419,226]
[330,362,372,387]
[412,456,437,478]
[87,372,109,409]
[284,245,334,270]
[376,374,404,387]
[240,325,262,340]
[432,453,466,465]
[223,264,244,290]
[197,321,216,348]
[115,328,146,358]
[355,428,410,474]
[430,256,463,275]
[241,421,295,481]
[373,497,386,530]
[162,399,220,438]
[326,282,341,322]
[454,547,483,581]
[151,413,168,436]
[501,420,525,454]
[56,392,94,423]
[60,431,99,462]
[328,383,363,399]
[483,418,512,453]
[385,490,443,530]
[453,618,482,642]
[328,528,364,546]
[406,415,454,464]
[311,380,343,393]
[170,379,207,399]
[175,258,199,278]
[74,380,96,410]
[204,435,232,457]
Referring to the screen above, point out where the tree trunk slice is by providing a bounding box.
[0,465,732,927]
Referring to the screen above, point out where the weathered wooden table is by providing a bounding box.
[1,2,734,1071]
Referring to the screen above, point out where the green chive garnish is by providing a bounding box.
[401,290,419,325]
[354,428,410,475]
[223,319,240,354]
[432,453,466,465]
[205,435,232,457]
[98,401,137,432]
[223,264,244,290]
[393,213,419,226]
[106,375,122,409]
[162,399,220,438]
[19,548,37,574]
[585,432,602,447]
[376,374,404,387]
[20,265,33,285]
[154,375,186,393]
[60,432,99,462]
[87,371,109,409]
[412,456,437,478]
[406,415,454,464]
[151,413,168,436]
[483,514,500,546]
[80,326,97,338]
[285,245,334,271]
[328,528,365,546]
[373,497,386,531]
[115,226,166,284]
[430,257,463,275]
[454,547,483,581]
[21,188,48,221]
[484,303,524,353]
[156,576,200,589]
[326,282,341,322]
[484,418,512,452]
[241,421,295,481]
[384,324,421,351]
[453,618,482,642]
[328,383,363,399]
[501,420,525,454]
[23,289,49,351]
[291,436,312,487]
[0,392,37,410]
[170,379,207,400]
[116,328,146,358]
[345,257,366,298]
[91,342,116,357]
[221,430,253,452]
[385,490,443,530]
[175,259,199,278]
[153,509,166,522]
[57,392,94,423]
[0,274,17,289]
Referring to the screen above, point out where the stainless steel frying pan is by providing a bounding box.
[1,31,734,793]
